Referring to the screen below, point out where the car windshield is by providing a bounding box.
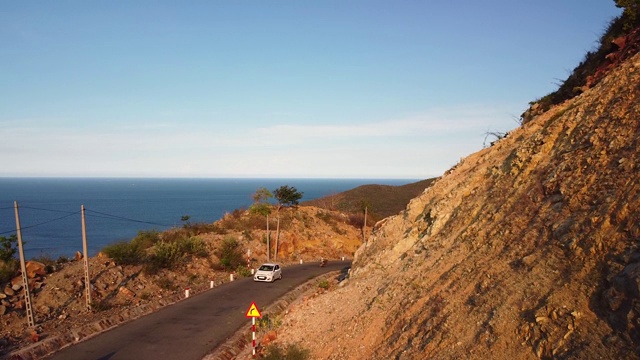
[259,265,274,271]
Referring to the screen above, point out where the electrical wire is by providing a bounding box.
[84,209,171,227]
[1,206,173,237]
[14,211,80,232]
[20,206,78,215]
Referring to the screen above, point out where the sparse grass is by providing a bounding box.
[318,279,329,290]
[155,276,175,290]
[257,313,283,331]
[262,343,311,360]
[91,300,113,312]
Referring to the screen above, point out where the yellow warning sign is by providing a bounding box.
[245,301,262,318]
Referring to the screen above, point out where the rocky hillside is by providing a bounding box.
[0,205,363,357]
[273,41,640,359]
[303,178,437,220]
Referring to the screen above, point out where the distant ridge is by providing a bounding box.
[302,178,437,220]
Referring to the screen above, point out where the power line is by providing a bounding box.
[0,229,16,236]
[1,206,173,237]
[20,206,78,215]
[84,209,171,227]
[1,206,81,235]
[14,211,80,232]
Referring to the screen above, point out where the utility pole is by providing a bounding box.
[363,206,368,243]
[14,201,35,328]
[266,214,270,263]
[81,205,92,310]
[274,216,280,262]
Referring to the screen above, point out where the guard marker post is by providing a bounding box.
[185,288,190,298]
[245,301,262,358]
[210,280,214,288]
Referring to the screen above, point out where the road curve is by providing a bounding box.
[44,260,351,360]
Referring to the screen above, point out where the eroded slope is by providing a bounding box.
[276,52,640,359]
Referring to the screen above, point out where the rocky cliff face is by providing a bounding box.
[277,52,640,359]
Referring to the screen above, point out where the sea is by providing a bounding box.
[0,178,417,260]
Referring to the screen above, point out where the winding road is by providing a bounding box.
[44,260,351,360]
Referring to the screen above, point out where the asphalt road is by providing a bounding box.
[44,260,351,360]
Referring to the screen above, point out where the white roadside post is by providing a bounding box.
[185,288,190,298]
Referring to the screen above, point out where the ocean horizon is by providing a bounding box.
[0,177,419,260]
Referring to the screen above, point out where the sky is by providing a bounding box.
[1,1,623,179]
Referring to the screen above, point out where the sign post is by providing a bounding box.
[245,301,262,358]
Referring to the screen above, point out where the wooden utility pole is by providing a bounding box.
[274,216,280,262]
[14,201,35,328]
[81,205,92,310]
[363,206,368,243]
[266,214,270,262]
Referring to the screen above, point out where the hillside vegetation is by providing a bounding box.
[0,204,370,357]
[302,178,437,221]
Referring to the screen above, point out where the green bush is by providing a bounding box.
[217,236,244,270]
[0,259,18,284]
[235,265,251,277]
[131,230,161,250]
[101,241,146,265]
[318,279,329,290]
[263,343,310,360]
[144,236,208,273]
[257,313,283,331]
[0,235,17,262]
[148,241,184,270]
[183,237,208,258]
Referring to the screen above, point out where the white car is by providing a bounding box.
[253,263,282,282]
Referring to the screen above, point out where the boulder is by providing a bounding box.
[3,285,14,297]
[25,260,46,278]
[13,299,24,310]
[118,286,136,298]
[0,305,6,315]
[75,251,83,261]
[261,330,277,346]
[11,275,22,287]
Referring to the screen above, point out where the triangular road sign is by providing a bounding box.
[245,301,262,318]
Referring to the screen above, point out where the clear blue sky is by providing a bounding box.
[1,1,622,179]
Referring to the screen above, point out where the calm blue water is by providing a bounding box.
[0,178,416,260]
